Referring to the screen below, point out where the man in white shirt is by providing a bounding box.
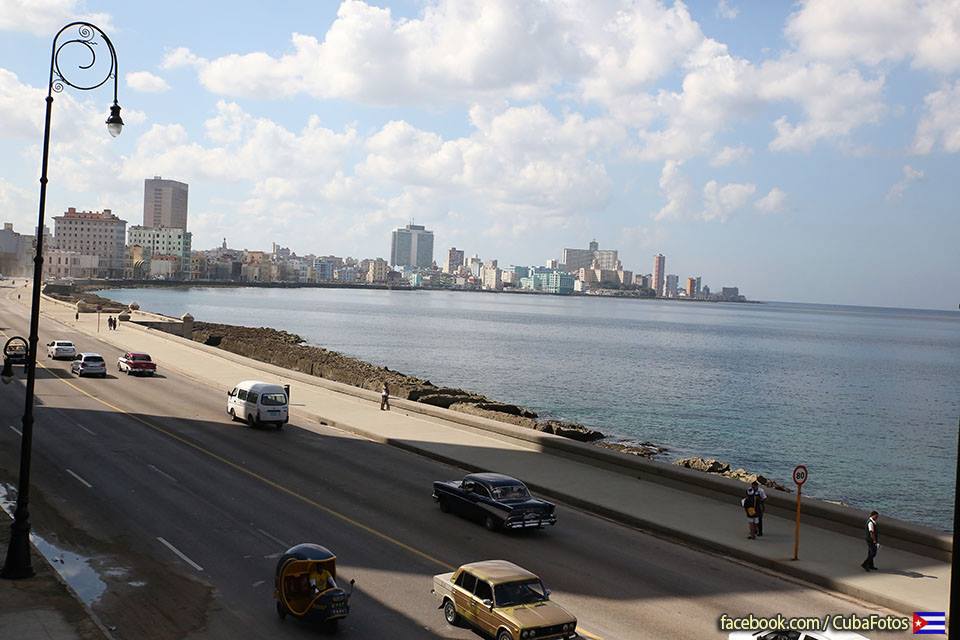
[861,511,880,571]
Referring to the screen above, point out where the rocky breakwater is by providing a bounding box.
[674,456,789,492]
[190,322,626,446]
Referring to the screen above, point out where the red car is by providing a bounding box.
[117,352,157,376]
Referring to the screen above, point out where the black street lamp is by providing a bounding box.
[2,22,122,580]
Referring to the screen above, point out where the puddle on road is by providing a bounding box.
[0,482,132,605]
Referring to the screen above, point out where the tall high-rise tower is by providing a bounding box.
[653,253,665,296]
[143,177,188,229]
[390,223,434,268]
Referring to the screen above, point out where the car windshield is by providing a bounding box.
[494,580,548,607]
[261,392,287,406]
[58,342,73,347]
[491,484,530,500]
[131,354,151,361]
[85,356,104,363]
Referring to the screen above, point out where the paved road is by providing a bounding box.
[0,287,911,639]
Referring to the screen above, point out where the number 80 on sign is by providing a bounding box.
[792,465,808,486]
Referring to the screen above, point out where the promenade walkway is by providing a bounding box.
[10,287,951,618]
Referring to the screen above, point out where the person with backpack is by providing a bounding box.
[741,488,760,539]
[861,511,880,571]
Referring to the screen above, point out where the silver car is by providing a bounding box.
[71,353,107,378]
[47,340,77,360]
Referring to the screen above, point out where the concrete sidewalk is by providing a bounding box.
[11,288,951,617]
[0,512,109,640]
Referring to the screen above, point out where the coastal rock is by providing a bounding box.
[535,420,605,442]
[596,441,667,457]
[674,456,788,492]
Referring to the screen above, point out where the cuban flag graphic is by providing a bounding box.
[913,611,946,634]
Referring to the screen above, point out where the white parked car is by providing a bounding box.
[47,340,77,360]
[227,380,289,429]
[71,353,106,378]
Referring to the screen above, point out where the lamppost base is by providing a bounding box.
[1,523,35,579]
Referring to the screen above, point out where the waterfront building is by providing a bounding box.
[578,259,632,289]
[128,226,192,278]
[366,258,390,283]
[665,273,679,297]
[695,276,702,295]
[520,267,574,294]
[562,239,619,271]
[0,222,36,277]
[653,253,665,296]
[686,276,697,298]
[466,254,482,278]
[53,207,127,278]
[634,273,651,289]
[143,176,188,229]
[544,258,559,269]
[721,286,741,301]
[443,247,464,274]
[42,248,99,279]
[390,223,434,268]
[481,261,502,290]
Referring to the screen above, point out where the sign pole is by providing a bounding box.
[791,464,808,561]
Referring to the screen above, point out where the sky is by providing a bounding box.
[0,0,957,310]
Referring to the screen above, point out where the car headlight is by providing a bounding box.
[563,624,570,631]
[521,632,529,638]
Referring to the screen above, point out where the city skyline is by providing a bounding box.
[0,2,957,309]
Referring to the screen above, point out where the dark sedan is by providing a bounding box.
[432,473,557,532]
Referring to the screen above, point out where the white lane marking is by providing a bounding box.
[9,425,21,436]
[156,536,204,572]
[147,464,177,483]
[256,528,288,548]
[73,422,96,436]
[65,468,92,488]
[264,552,282,559]
[252,580,265,588]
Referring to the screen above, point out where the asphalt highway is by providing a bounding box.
[0,286,911,639]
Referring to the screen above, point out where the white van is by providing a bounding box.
[227,380,289,430]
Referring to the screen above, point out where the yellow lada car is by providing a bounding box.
[432,560,578,640]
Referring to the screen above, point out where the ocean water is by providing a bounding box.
[98,287,960,530]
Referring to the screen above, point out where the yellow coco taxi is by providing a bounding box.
[432,560,578,640]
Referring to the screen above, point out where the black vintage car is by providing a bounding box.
[432,473,557,531]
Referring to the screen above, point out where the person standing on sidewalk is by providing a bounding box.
[861,511,880,571]
[741,488,760,539]
[748,480,768,536]
[380,382,391,411]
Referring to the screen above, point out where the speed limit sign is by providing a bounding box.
[792,465,808,486]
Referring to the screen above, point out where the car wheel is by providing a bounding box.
[438,497,450,513]
[275,422,283,431]
[229,409,236,422]
[247,414,257,428]
[443,600,459,625]
[275,600,286,620]
[484,515,500,532]
[497,630,514,640]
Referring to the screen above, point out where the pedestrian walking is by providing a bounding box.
[748,480,768,536]
[380,382,390,411]
[741,487,761,539]
[107,316,114,330]
[861,511,880,571]
[75,310,79,321]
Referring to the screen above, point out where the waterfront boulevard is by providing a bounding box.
[0,283,945,639]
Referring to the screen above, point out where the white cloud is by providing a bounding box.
[785,0,960,73]
[913,80,960,153]
[653,160,694,221]
[126,71,170,93]
[886,165,924,200]
[0,0,112,36]
[160,47,207,70]
[716,0,739,20]
[710,144,752,167]
[759,58,886,151]
[702,180,756,221]
[755,187,787,213]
